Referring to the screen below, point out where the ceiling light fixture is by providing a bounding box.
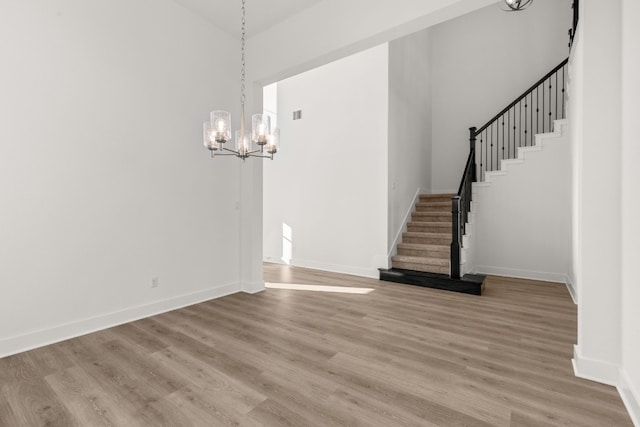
[500,0,534,12]
[203,0,279,160]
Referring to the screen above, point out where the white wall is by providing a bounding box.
[387,30,432,256]
[263,45,389,278]
[0,0,241,356]
[571,0,623,387]
[567,11,583,305]
[248,0,497,88]
[620,0,640,423]
[429,0,572,193]
[246,0,498,294]
[471,121,571,285]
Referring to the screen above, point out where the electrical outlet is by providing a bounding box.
[151,277,159,288]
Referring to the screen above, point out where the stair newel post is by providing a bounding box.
[451,196,462,280]
[469,127,477,183]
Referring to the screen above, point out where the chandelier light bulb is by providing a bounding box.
[203,122,219,152]
[267,128,280,155]
[252,114,270,146]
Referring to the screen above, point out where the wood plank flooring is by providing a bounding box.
[0,263,633,426]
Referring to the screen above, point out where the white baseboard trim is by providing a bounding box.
[0,281,241,358]
[242,280,265,294]
[291,258,379,279]
[473,265,569,284]
[618,369,640,427]
[564,275,577,304]
[572,345,619,387]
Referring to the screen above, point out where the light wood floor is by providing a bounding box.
[0,264,633,426]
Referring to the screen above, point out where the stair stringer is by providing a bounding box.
[387,188,425,266]
[466,119,572,285]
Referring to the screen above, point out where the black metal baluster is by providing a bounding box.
[556,73,558,120]
[480,130,484,181]
[562,65,566,118]
[536,86,540,134]
[498,115,503,170]
[510,107,514,158]
[488,123,492,178]
[505,112,509,161]
[525,95,528,146]
[516,102,520,151]
[479,130,487,180]
[544,79,547,132]
[512,107,515,156]
[549,77,553,127]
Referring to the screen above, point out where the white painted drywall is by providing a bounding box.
[247,0,497,87]
[571,0,623,386]
[245,0,496,291]
[620,0,640,422]
[263,45,389,278]
[388,30,432,256]
[245,0,501,299]
[567,14,583,303]
[429,0,572,193]
[0,0,241,356]
[471,122,571,283]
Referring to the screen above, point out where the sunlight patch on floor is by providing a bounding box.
[265,282,375,294]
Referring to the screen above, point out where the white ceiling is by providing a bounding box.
[172,0,324,38]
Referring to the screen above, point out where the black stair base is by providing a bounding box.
[379,268,486,295]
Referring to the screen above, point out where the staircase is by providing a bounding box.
[381,193,485,295]
[391,194,452,275]
[380,57,570,297]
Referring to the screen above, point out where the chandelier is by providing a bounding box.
[203,0,279,160]
[500,0,534,11]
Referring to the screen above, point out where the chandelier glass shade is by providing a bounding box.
[203,0,278,160]
[501,0,534,11]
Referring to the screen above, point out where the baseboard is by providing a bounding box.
[564,275,577,304]
[242,280,265,294]
[0,281,241,358]
[291,258,379,279]
[618,369,640,427]
[572,345,620,386]
[473,265,569,284]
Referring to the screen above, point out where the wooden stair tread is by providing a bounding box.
[391,260,449,275]
[408,222,452,232]
[409,221,452,225]
[412,211,451,218]
[408,225,452,232]
[403,231,451,238]
[412,212,451,222]
[419,193,454,200]
[397,243,449,250]
[416,201,450,207]
[397,243,449,259]
[412,212,451,218]
[392,255,449,266]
